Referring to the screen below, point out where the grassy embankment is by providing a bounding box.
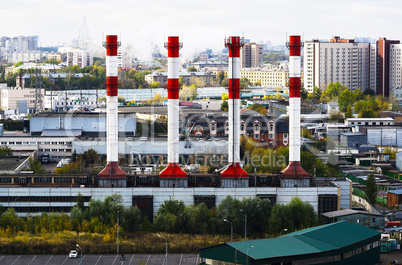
[0,231,234,255]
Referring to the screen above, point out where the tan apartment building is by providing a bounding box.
[241,42,264,68]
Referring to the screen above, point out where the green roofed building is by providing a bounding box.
[199,221,380,265]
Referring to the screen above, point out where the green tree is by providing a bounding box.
[185,203,210,234]
[216,196,242,231]
[76,193,85,211]
[121,206,142,233]
[154,198,186,233]
[149,82,161,88]
[329,111,344,123]
[249,103,267,115]
[217,72,225,85]
[220,100,228,111]
[28,157,46,174]
[345,105,353,118]
[307,86,322,103]
[365,173,377,205]
[300,87,308,101]
[287,197,318,229]
[0,145,13,156]
[83,148,99,166]
[321,82,344,101]
[241,197,272,235]
[71,149,78,162]
[14,61,23,67]
[221,78,229,87]
[240,78,251,89]
[269,197,318,234]
[187,66,197,72]
[189,84,198,100]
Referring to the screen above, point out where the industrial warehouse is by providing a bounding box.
[199,221,381,265]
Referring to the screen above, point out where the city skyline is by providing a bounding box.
[2,0,401,59]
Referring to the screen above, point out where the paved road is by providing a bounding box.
[0,254,200,265]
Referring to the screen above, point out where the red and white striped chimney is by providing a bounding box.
[99,35,126,179]
[221,36,248,179]
[159,36,187,178]
[282,35,309,179]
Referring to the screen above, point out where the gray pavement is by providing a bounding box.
[0,254,200,265]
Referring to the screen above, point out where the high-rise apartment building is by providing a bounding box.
[388,43,402,97]
[377,38,400,97]
[66,48,93,68]
[304,36,374,93]
[240,42,263,68]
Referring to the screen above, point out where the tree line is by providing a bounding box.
[0,194,319,239]
[303,82,391,118]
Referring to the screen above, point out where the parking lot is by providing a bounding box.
[0,254,200,265]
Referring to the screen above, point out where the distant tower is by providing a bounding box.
[221,36,249,187]
[159,36,188,187]
[78,16,90,49]
[98,35,127,187]
[281,35,310,187]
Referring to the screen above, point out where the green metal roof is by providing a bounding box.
[201,221,381,263]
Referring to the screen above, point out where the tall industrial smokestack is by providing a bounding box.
[99,35,126,186]
[159,36,187,187]
[281,35,309,187]
[221,36,248,185]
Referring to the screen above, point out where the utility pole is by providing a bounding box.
[224,219,233,242]
[117,211,119,255]
[241,209,247,240]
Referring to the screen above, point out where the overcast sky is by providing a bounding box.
[2,0,401,59]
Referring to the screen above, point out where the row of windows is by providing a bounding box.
[0,196,91,203]
[13,207,73,213]
[56,102,96,106]
[39,149,71,152]
[0,142,70,145]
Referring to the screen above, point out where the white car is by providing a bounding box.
[69,250,78,258]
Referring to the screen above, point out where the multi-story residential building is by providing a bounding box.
[388,43,402,97]
[118,48,133,69]
[66,48,93,68]
[241,42,264,68]
[304,36,374,93]
[377,38,400,97]
[0,36,38,51]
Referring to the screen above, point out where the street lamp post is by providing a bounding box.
[246,245,254,265]
[224,219,233,242]
[117,211,119,255]
[76,244,83,265]
[240,209,247,240]
[235,246,243,265]
[158,234,168,265]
